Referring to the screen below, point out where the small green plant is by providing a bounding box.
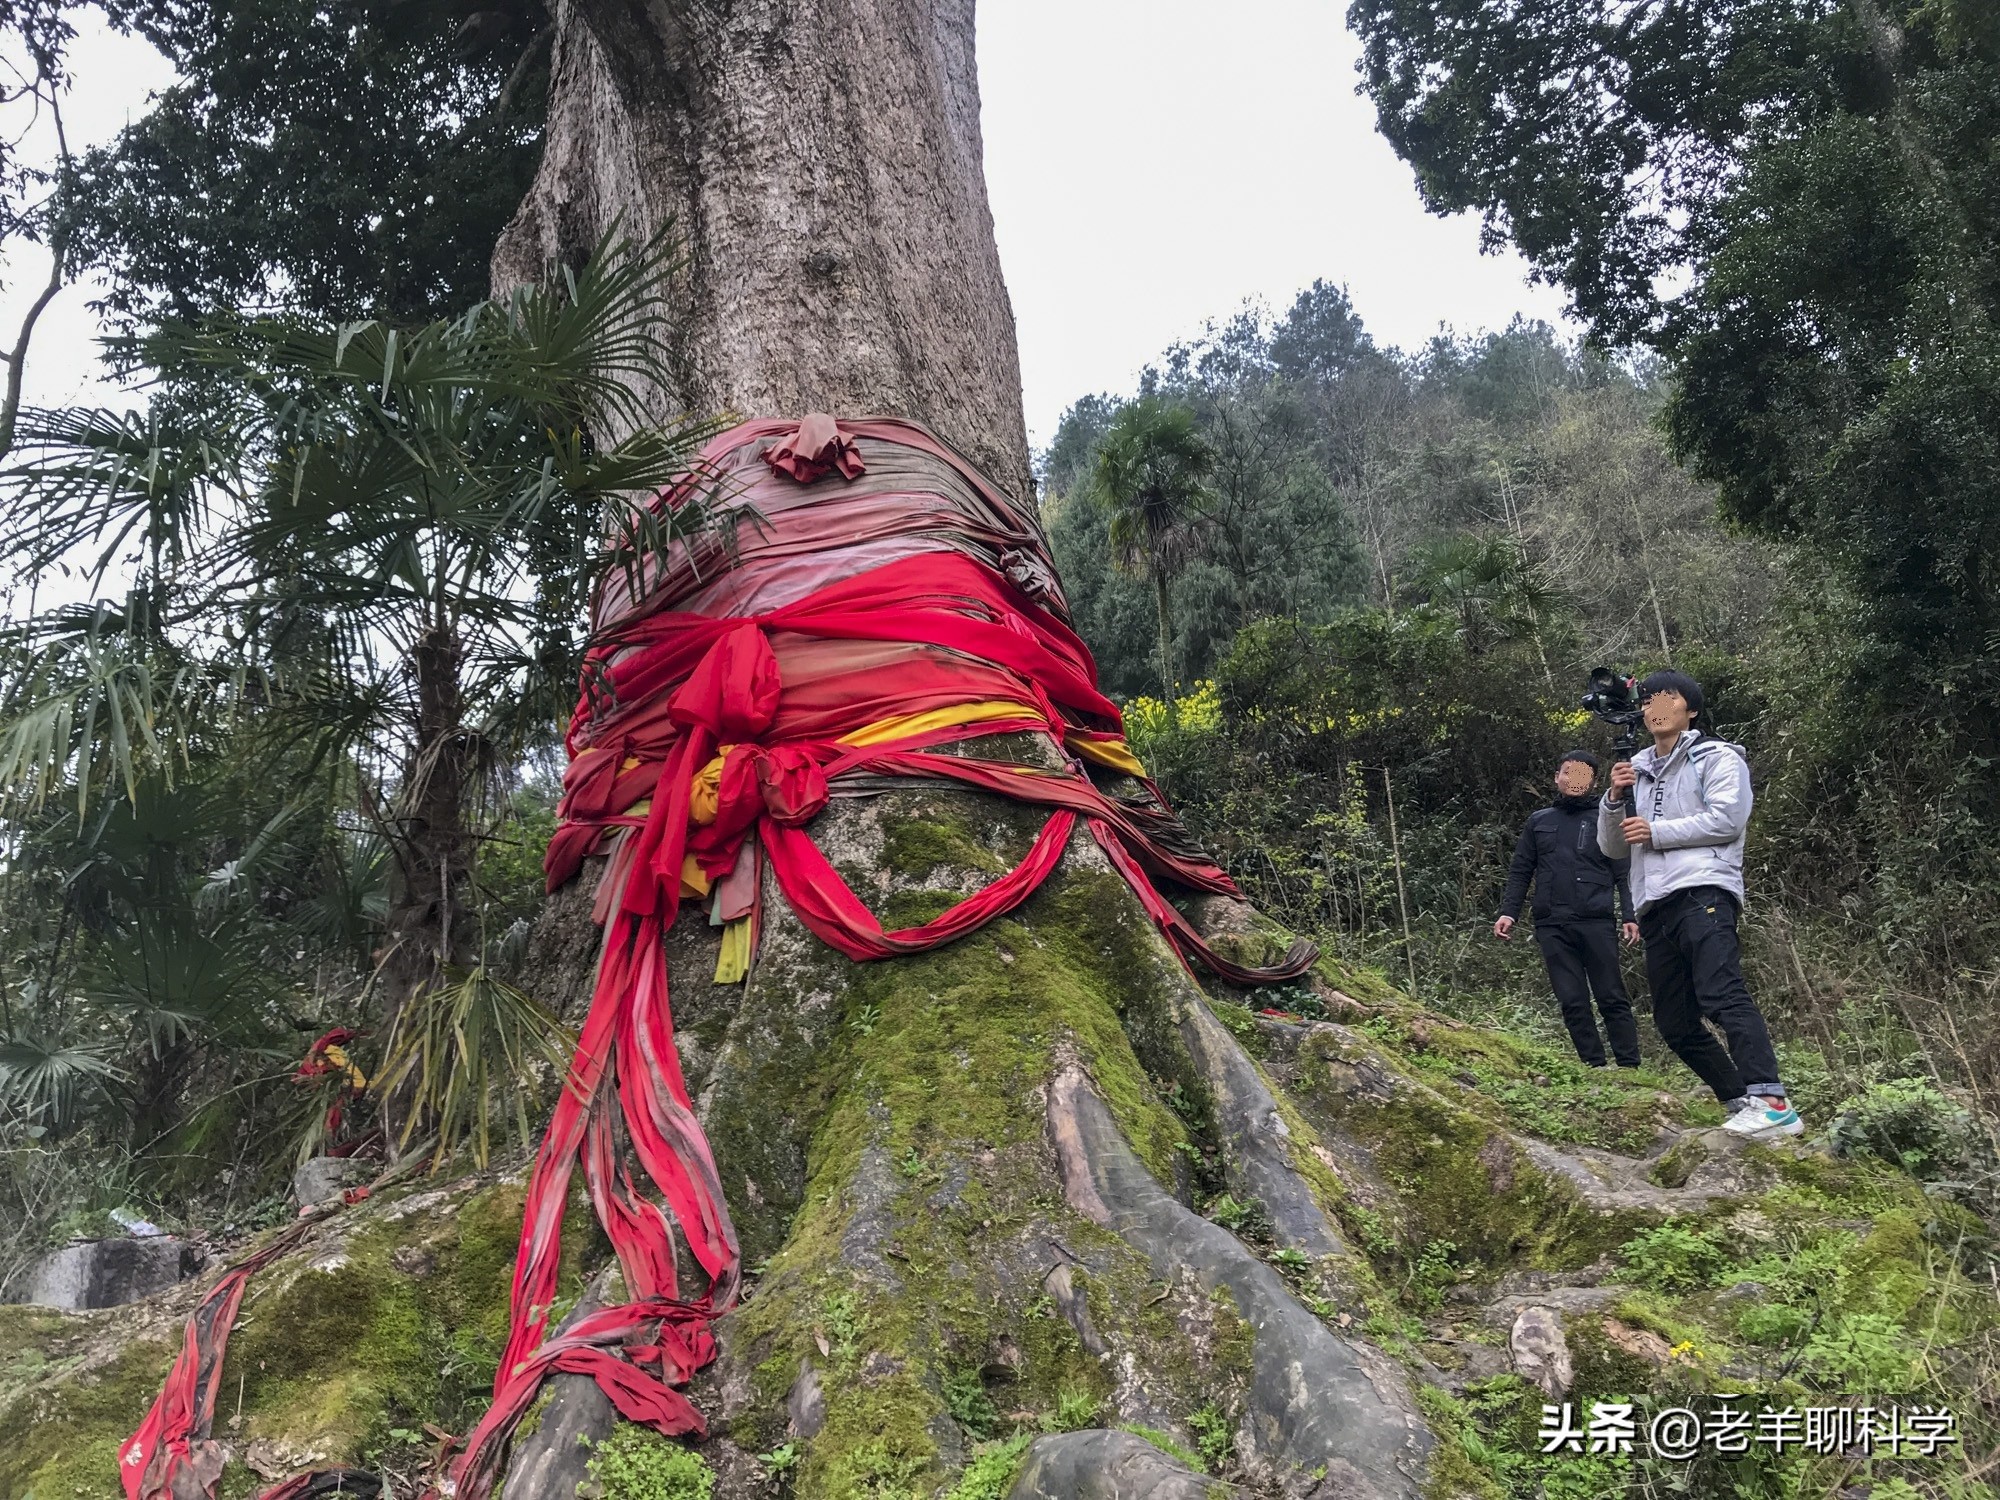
[580,1425,715,1500]
[1186,1404,1234,1470]
[947,1433,1033,1500]
[1204,1192,1272,1242]
[849,1001,883,1037]
[1044,1385,1101,1432]
[898,1146,925,1179]
[839,1438,930,1498]
[1346,1204,1399,1259]
[1733,1301,1812,1347]
[1616,1223,1728,1294]
[372,964,575,1167]
[1117,1423,1206,1472]
[942,1366,999,1441]
[757,1441,800,1477]
[821,1289,865,1358]
[1798,1311,1919,1390]
[1828,1078,1985,1185]
[1405,1238,1460,1309]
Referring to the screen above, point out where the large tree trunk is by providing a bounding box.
[490,0,1034,504]
[493,7,1435,1497]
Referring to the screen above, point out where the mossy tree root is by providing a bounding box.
[500,770,1444,1499]
[1046,1065,1432,1499]
[1006,1428,1234,1498]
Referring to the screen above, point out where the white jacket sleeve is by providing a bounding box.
[1597,793,1626,858]
[1649,749,1751,849]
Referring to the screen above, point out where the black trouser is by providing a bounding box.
[1637,885,1784,1104]
[1535,919,1641,1068]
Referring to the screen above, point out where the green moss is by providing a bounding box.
[1292,1030,1656,1281]
[1359,1011,1678,1153]
[0,1323,179,1500]
[883,809,1006,878]
[1653,1134,1712,1189]
[1118,1423,1205,1472]
[1413,1385,1507,1500]
[946,1433,1033,1500]
[0,1175,579,1500]
[717,848,1259,1496]
[1208,1287,1254,1385]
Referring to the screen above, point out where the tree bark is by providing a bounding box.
[491,0,1034,504]
[378,623,477,1148]
[494,7,1440,1496]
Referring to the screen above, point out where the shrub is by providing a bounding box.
[1616,1225,1728,1294]
[1827,1079,1983,1185]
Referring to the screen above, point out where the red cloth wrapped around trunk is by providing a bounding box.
[124,415,1314,1500]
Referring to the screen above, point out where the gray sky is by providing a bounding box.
[980,0,1573,445]
[4,2,1572,444]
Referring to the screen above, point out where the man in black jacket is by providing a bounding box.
[1495,750,1643,1068]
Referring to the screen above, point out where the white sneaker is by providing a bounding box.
[1720,1103,1804,1141]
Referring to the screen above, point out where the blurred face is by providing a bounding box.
[1642,688,1697,738]
[1554,759,1596,796]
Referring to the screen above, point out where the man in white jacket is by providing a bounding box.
[1599,670,1803,1141]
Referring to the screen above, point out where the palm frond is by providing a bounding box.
[0,1032,125,1136]
[371,965,573,1168]
[0,624,220,815]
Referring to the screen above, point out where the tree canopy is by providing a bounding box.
[69,0,547,341]
[1348,0,2000,728]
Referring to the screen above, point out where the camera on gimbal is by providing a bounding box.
[1581,666,1644,812]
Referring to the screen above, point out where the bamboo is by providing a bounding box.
[1383,766,1418,998]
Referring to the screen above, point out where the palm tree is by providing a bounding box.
[0,231,724,1150]
[1408,533,1565,660]
[1086,397,1216,708]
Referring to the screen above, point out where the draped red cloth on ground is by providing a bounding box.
[122,415,1314,1500]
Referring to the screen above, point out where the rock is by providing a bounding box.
[1508,1307,1573,1398]
[1481,1285,1622,1324]
[19,1235,194,1310]
[1600,1317,1675,1368]
[1006,1429,1235,1498]
[242,1440,294,1481]
[292,1156,368,1206]
[860,1349,903,1384]
[1716,1280,1768,1306]
[786,1359,826,1439]
[1432,1340,1513,1395]
[389,1245,436,1279]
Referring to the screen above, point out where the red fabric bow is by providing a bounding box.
[761,412,865,483]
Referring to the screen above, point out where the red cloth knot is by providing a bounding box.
[762,413,865,484]
[701,745,828,844]
[668,624,781,742]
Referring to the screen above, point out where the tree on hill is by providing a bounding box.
[1084,397,1216,707]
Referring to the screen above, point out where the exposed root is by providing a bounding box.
[1007,1428,1234,1498]
[1046,1065,1431,1499]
